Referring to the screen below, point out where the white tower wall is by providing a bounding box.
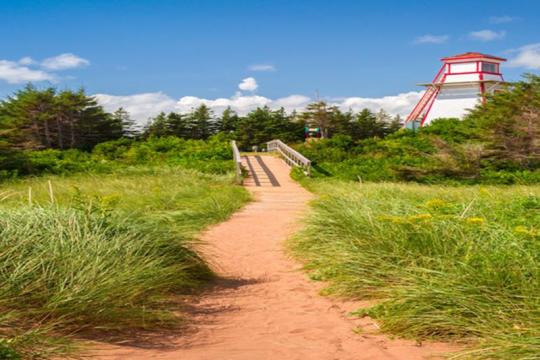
[423,86,481,125]
[406,53,506,127]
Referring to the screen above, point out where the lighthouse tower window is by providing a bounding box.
[482,62,498,73]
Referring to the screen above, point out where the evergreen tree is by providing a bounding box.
[187,104,213,140]
[144,112,170,137]
[219,107,240,133]
[351,108,380,139]
[467,73,540,169]
[0,85,120,151]
[112,107,137,138]
[301,101,332,138]
[166,112,190,138]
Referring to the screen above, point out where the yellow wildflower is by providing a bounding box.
[466,217,486,225]
[479,187,490,196]
[513,226,537,236]
[409,213,433,222]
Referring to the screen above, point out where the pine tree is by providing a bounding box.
[219,107,239,133]
[144,112,170,137]
[188,104,213,140]
[302,101,332,138]
[112,107,137,138]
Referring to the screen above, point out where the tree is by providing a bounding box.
[388,114,403,134]
[235,107,304,150]
[0,85,121,151]
[166,112,190,138]
[187,104,213,140]
[351,108,382,139]
[302,101,332,138]
[144,112,170,137]
[467,74,540,169]
[219,107,240,133]
[112,107,137,138]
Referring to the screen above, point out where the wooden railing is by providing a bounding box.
[231,140,243,184]
[267,139,311,176]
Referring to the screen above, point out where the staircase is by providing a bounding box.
[406,64,446,125]
[241,155,281,187]
[406,86,439,123]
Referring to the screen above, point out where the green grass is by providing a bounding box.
[0,166,250,358]
[290,180,540,359]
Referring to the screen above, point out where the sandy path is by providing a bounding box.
[91,155,455,360]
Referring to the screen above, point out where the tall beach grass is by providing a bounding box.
[291,180,540,359]
[0,166,250,358]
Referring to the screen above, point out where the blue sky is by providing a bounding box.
[1,0,539,120]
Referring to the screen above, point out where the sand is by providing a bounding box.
[89,155,456,360]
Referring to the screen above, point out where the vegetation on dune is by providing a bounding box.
[295,74,540,184]
[290,180,540,358]
[0,167,250,358]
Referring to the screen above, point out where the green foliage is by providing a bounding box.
[293,75,540,184]
[234,107,305,150]
[291,181,540,358]
[0,343,21,360]
[0,167,250,357]
[0,85,122,151]
[0,135,235,180]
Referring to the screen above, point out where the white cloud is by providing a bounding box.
[489,16,515,24]
[334,91,424,117]
[0,53,90,84]
[94,92,178,123]
[507,43,540,70]
[0,60,54,84]
[468,30,506,41]
[94,90,422,125]
[238,77,258,91]
[248,64,276,72]
[41,53,90,70]
[414,34,449,44]
[18,57,35,66]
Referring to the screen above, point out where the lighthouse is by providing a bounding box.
[406,52,506,127]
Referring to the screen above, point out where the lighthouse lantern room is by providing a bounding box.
[406,52,506,127]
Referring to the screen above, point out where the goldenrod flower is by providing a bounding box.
[466,217,486,225]
[409,213,433,221]
[513,226,537,236]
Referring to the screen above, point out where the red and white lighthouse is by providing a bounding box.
[406,52,506,127]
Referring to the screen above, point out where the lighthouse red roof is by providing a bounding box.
[442,52,506,62]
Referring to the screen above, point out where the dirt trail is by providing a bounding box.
[91,155,455,360]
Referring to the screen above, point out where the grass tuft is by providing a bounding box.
[0,166,250,357]
[290,180,540,359]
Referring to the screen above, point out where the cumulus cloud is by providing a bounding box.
[507,43,540,70]
[0,53,89,84]
[94,92,178,122]
[333,91,424,116]
[414,34,449,44]
[489,16,515,24]
[18,57,35,66]
[248,64,276,72]
[468,30,506,41]
[0,60,54,84]
[41,53,90,70]
[238,77,258,91]
[94,90,422,125]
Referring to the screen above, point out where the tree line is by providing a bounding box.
[143,101,403,150]
[0,84,404,155]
